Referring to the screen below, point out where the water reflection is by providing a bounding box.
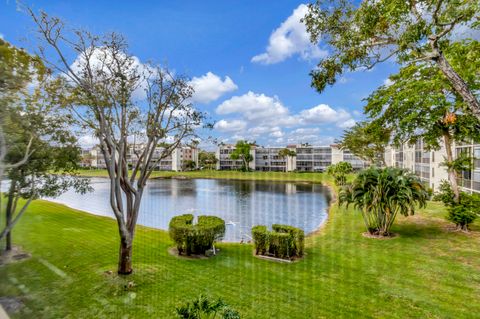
[47,177,332,242]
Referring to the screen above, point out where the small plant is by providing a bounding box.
[447,193,480,231]
[169,214,225,255]
[326,162,353,186]
[433,181,480,231]
[175,295,240,319]
[432,180,455,205]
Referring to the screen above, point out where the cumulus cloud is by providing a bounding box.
[251,4,327,64]
[214,91,356,145]
[69,47,151,101]
[214,119,247,132]
[383,78,394,87]
[216,91,292,122]
[189,72,238,104]
[299,104,353,127]
[78,135,98,148]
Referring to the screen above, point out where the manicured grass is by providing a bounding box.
[76,168,332,183]
[1,173,479,318]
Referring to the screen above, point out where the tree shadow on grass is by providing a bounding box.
[392,216,480,240]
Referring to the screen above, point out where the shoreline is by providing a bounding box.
[45,177,336,243]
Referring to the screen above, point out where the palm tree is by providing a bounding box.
[326,161,353,185]
[339,167,428,236]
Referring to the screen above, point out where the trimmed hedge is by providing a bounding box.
[251,226,269,255]
[169,214,225,256]
[252,224,304,260]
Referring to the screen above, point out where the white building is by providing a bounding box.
[384,140,448,192]
[455,141,480,194]
[81,144,198,172]
[216,143,367,172]
[384,139,480,194]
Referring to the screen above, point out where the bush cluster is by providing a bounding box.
[434,180,480,231]
[169,214,225,255]
[251,224,304,260]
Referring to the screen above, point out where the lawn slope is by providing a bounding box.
[0,177,479,318]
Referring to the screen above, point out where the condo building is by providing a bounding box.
[455,141,480,194]
[216,143,367,172]
[384,139,480,194]
[81,144,199,172]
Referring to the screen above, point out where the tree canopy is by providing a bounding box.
[230,140,255,171]
[364,41,480,202]
[0,40,90,250]
[338,121,390,166]
[304,0,480,119]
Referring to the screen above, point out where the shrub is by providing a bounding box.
[252,224,304,260]
[433,181,480,231]
[272,224,305,257]
[175,295,240,319]
[447,192,480,231]
[251,225,269,255]
[169,214,225,255]
[432,180,455,206]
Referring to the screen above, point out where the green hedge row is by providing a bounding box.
[169,214,225,256]
[251,224,304,260]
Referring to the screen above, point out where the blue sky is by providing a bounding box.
[1,0,399,149]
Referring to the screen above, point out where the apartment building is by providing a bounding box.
[216,143,367,172]
[81,144,198,172]
[455,141,480,194]
[384,139,480,194]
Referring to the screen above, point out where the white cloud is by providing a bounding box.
[299,104,352,126]
[69,47,151,101]
[383,78,394,87]
[214,92,356,145]
[337,118,356,129]
[189,72,238,104]
[0,33,4,39]
[216,91,291,122]
[214,119,247,132]
[251,4,327,64]
[78,135,98,148]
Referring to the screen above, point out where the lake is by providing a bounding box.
[47,177,333,242]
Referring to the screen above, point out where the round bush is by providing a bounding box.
[169,214,225,255]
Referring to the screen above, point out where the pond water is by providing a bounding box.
[47,177,332,242]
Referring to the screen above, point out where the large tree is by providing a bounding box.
[0,39,37,178]
[29,10,204,274]
[364,41,480,202]
[198,151,217,170]
[230,140,255,171]
[304,0,480,120]
[0,40,90,251]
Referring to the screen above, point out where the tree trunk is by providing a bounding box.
[443,132,460,203]
[434,52,480,121]
[118,238,133,275]
[4,181,16,251]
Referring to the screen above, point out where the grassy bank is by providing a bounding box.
[75,168,331,183]
[1,173,479,318]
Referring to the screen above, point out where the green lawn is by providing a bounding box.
[1,172,479,318]
[75,168,332,183]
